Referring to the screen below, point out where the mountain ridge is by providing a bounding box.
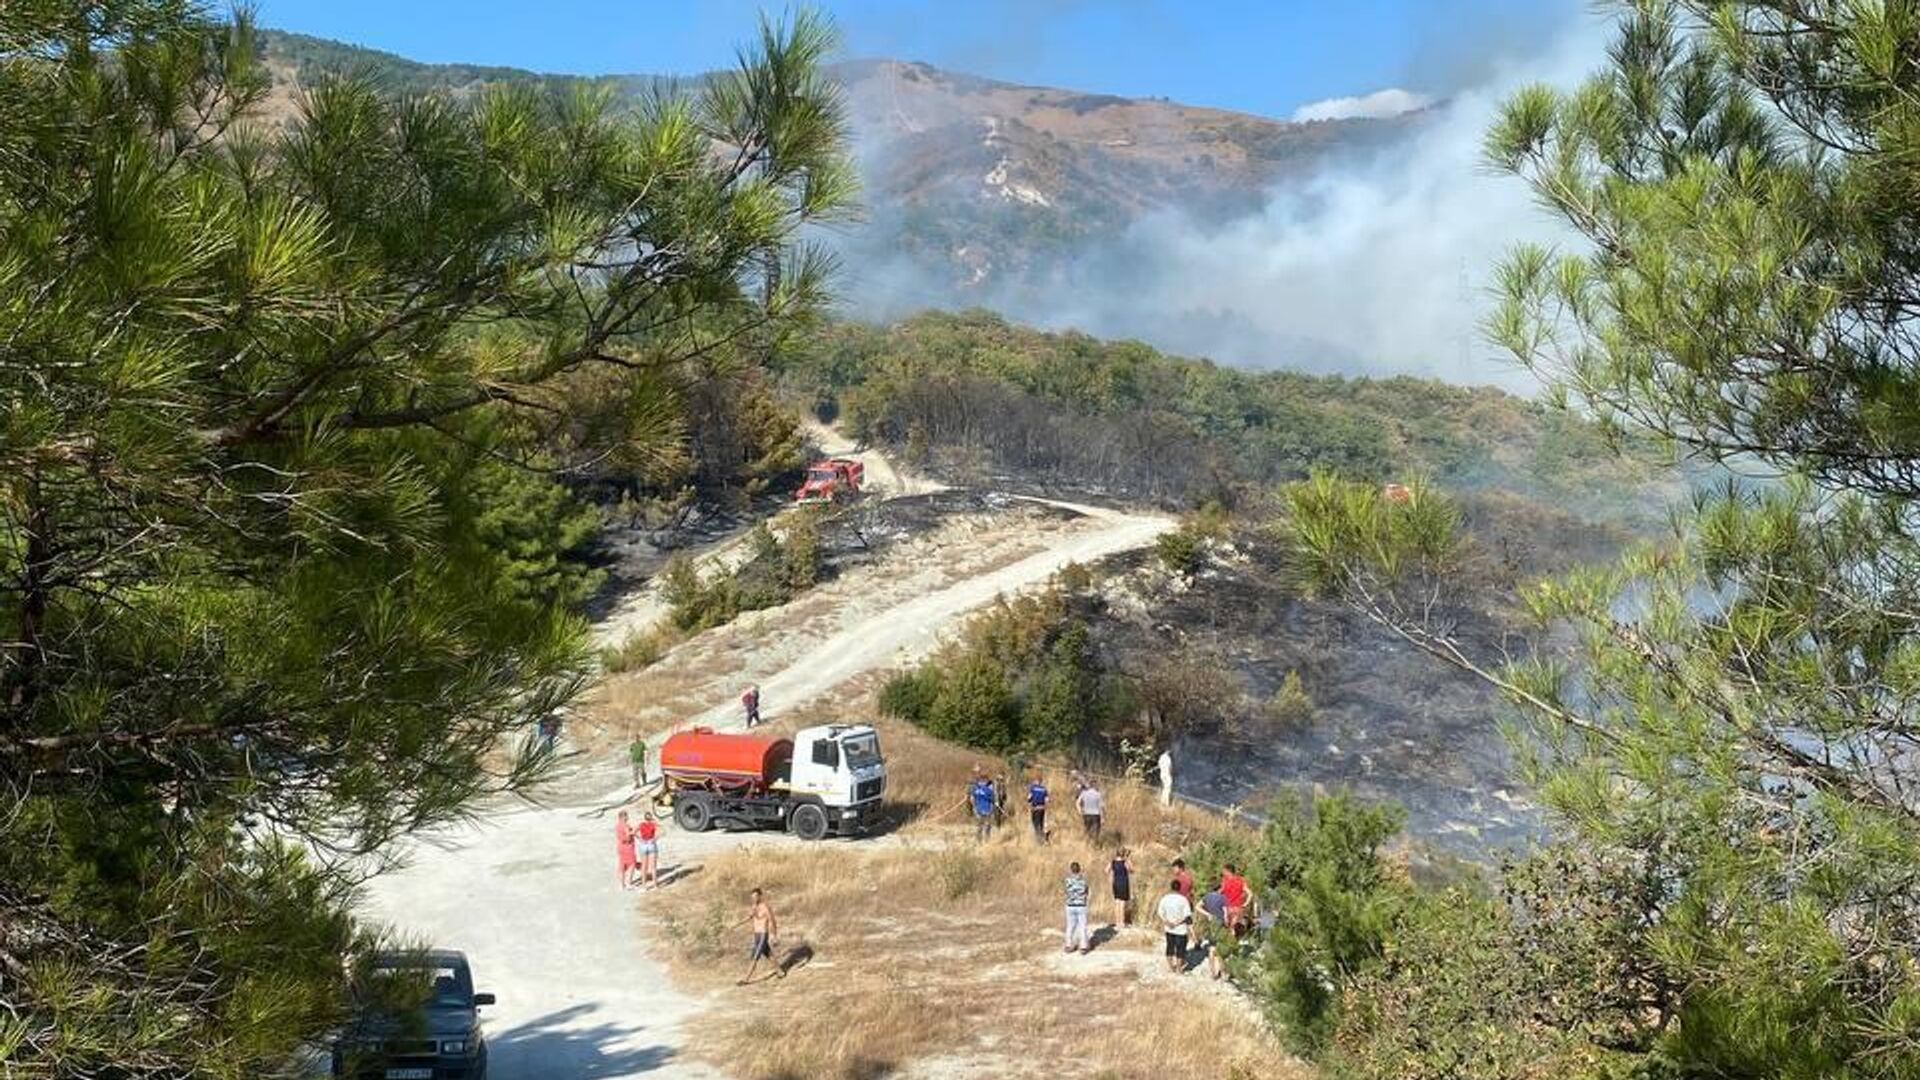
[258,29,1422,296]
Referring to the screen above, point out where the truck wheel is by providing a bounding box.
[790,803,829,841]
[675,797,712,833]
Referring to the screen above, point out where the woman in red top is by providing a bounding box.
[636,812,661,890]
[614,810,638,890]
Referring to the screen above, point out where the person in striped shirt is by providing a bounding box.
[1062,862,1092,953]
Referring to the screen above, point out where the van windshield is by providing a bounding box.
[808,469,836,483]
[841,734,880,768]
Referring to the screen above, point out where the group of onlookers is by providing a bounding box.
[962,765,1254,975]
[1063,855,1251,976]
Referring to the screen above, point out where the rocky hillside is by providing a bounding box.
[836,58,1419,287]
[256,30,1419,295]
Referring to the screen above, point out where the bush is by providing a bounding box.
[926,652,1019,752]
[878,668,941,723]
[1056,560,1094,594]
[463,458,606,611]
[1325,847,1667,1080]
[1155,526,1204,574]
[662,515,829,633]
[878,589,1123,754]
[599,623,680,673]
[1135,646,1246,734]
[780,510,823,590]
[1264,670,1316,727]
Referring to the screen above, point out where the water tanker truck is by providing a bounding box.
[658,724,886,840]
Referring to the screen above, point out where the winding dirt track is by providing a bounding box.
[359,484,1171,1079]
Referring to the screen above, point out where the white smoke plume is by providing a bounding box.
[836,7,1613,393]
[1290,88,1432,122]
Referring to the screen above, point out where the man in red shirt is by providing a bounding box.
[1171,858,1194,900]
[1219,863,1249,932]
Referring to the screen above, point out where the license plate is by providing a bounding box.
[385,1070,432,1079]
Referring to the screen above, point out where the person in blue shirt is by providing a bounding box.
[969,770,997,842]
[1026,775,1049,843]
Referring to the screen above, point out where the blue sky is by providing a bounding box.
[251,0,1575,119]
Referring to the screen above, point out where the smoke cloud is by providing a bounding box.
[834,7,1614,393]
[1290,88,1432,123]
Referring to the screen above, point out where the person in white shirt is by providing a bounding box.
[1076,781,1104,841]
[1156,748,1173,806]
[1155,880,1194,973]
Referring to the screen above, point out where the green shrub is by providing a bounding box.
[878,668,941,723]
[1264,670,1316,727]
[1325,848,1667,1080]
[780,510,824,590]
[879,588,1121,754]
[463,458,606,611]
[926,651,1019,752]
[1056,560,1094,594]
[662,514,829,633]
[1155,526,1204,574]
[1019,624,1101,749]
[599,623,679,673]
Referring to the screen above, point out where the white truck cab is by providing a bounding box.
[782,724,887,833]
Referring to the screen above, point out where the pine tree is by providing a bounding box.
[1290,3,1920,1074]
[0,2,855,1073]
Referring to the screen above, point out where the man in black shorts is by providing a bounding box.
[737,888,779,984]
[1155,878,1194,974]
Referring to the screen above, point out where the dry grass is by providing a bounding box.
[644,713,1303,1080]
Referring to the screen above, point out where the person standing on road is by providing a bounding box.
[629,735,649,788]
[1076,780,1104,842]
[614,810,638,890]
[1063,862,1092,954]
[636,812,660,890]
[737,888,780,984]
[969,770,997,842]
[742,684,762,728]
[1156,878,1195,973]
[1108,848,1134,930]
[1157,747,1174,807]
[1027,774,1049,843]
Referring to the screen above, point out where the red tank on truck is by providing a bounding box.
[657,725,887,840]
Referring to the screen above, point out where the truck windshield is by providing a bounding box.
[841,734,880,768]
[808,469,836,482]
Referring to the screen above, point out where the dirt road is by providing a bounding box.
[359,492,1171,1079]
[675,497,1166,733]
